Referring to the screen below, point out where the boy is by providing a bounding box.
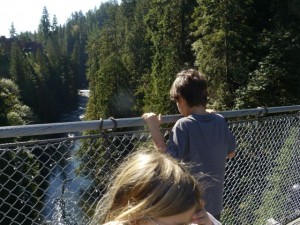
[142,68,236,220]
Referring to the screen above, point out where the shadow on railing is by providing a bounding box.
[0,105,300,225]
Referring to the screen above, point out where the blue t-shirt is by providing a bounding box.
[167,113,236,215]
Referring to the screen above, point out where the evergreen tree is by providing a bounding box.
[38,6,51,42]
[67,11,89,88]
[85,29,102,119]
[71,41,81,89]
[61,54,77,109]
[102,54,131,118]
[98,1,122,59]
[120,0,152,115]
[9,41,24,84]
[192,0,254,109]
[235,0,300,108]
[33,48,52,121]
[0,46,9,77]
[9,41,36,106]
[85,1,130,120]
[9,22,17,37]
[235,31,300,108]
[143,0,197,114]
[52,14,58,32]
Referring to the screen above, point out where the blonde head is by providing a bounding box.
[91,149,203,224]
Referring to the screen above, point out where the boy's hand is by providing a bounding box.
[142,113,167,151]
[142,112,162,130]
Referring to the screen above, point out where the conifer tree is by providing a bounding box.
[143,0,197,114]
[9,41,35,107]
[71,41,81,88]
[120,0,152,115]
[192,0,254,109]
[96,53,131,119]
[38,6,51,43]
[85,29,101,120]
[0,46,9,77]
[9,23,17,37]
[52,14,58,32]
[85,1,129,120]
[235,0,300,108]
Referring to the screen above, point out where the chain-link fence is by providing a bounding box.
[0,108,300,225]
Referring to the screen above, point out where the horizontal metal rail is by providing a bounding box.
[0,105,299,138]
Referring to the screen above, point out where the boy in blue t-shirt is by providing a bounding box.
[143,68,236,221]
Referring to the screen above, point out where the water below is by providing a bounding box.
[41,90,91,225]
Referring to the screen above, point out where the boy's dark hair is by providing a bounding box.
[170,68,208,107]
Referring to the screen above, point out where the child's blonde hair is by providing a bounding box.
[91,149,203,224]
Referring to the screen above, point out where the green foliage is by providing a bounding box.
[235,30,300,108]
[85,1,150,120]
[143,0,197,114]
[192,0,255,109]
[2,6,88,122]
[0,149,42,224]
[5,0,299,122]
[222,206,239,224]
[9,22,17,37]
[38,6,51,42]
[0,78,33,126]
[120,0,152,115]
[87,53,131,119]
[9,41,38,110]
[0,46,9,77]
[2,1,300,224]
[2,0,300,123]
[254,127,298,224]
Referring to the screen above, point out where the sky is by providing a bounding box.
[0,0,109,37]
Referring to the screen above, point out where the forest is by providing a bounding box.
[0,0,300,129]
[0,0,300,224]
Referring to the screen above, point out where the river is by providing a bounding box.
[41,90,91,225]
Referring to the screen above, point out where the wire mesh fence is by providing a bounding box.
[0,111,300,225]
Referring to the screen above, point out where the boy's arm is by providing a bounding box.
[227,151,236,158]
[142,113,167,152]
[226,121,237,159]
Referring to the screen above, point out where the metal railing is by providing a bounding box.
[0,106,300,225]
